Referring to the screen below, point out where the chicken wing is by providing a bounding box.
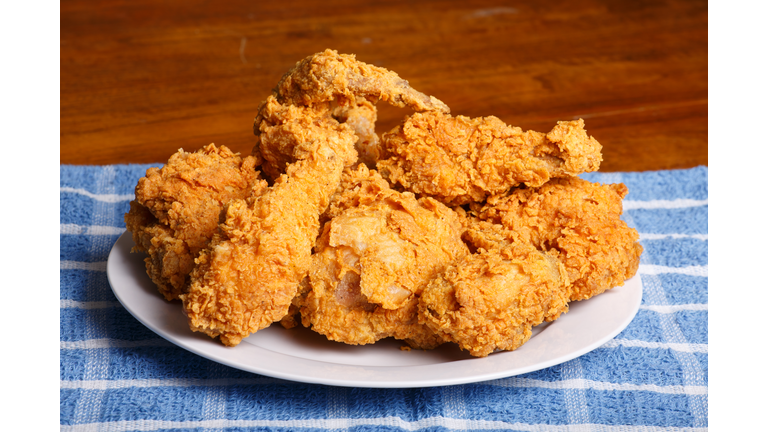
[273,48,450,114]
[254,49,449,180]
[377,113,602,205]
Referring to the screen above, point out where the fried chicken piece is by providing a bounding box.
[124,144,265,300]
[377,113,602,205]
[254,49,449,179]
[331,97,381,169]
[252,96,342,181]
[419,242,570,357]
[418,178,640,357]
[273,48,450,114]
[298,165,469,348]
[472,176,642,301]
[180,106,359,347]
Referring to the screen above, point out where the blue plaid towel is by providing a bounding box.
[60,164,708,431]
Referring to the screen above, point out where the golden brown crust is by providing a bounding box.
[473,177,642,301]
[254,49,449,180]
[331,97,381,169]
[299,165,468,349]
[181,105,359,346]
[273,49,450,113]
[419,243,570,357]
[377,114,602,205]
[126,50,642,357]
[124,144,264,300]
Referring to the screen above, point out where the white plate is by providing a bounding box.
[107,232,642,388]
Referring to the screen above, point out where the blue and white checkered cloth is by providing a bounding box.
[60,164,708,431]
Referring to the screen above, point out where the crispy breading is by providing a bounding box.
[377,113,602,205]
[472,176,642,301]
[253,96,341,180]
[298,165,469,348]
[273,48,450,113]
[419,243,570,357]
[181,105,359,346]
[331,97,381,169]
[124,144,265,300]
[254,49,449,180]
[125,50,643,357]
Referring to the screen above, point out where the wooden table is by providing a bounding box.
[61,0,707,172]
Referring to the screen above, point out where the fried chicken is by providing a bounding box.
[273,48,450,114]
[180,104,358,347]
[124,144,265,300]
[124,49,642,358]
[252,96,343,181]
[416,177,641,357]
[297,165,469,348]
[471,176,642,301]
[419,242,570,357]
[181,49,452,346]
[377,113,602,205]
[254,49,449,179]
[331,97,381,168]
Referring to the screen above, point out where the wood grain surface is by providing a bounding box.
[61,0,707,171]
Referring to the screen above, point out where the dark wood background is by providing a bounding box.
[60,0,707,172]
